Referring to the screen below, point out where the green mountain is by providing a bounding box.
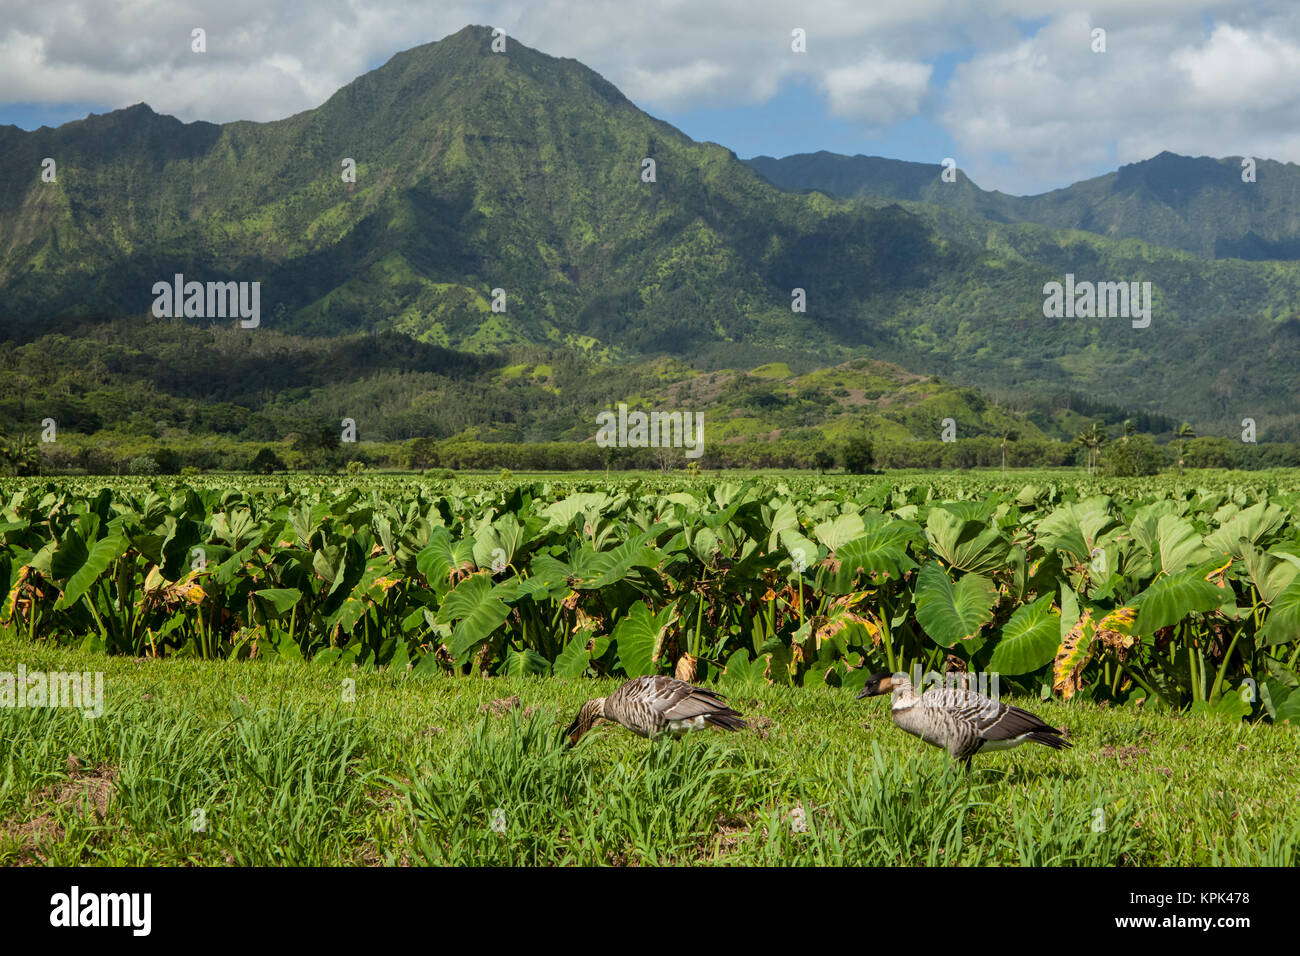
[745,150,1300,260]
[2,25,1299,446]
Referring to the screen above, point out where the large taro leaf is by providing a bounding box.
[472,512,527,572]
[778,528,820,575]
[828,521,918,593]
[1035,496,1117,565]
[1153,515,1212,575]
[540,493,611,533]
[288,502,330,547]
[1241,544,1300,606]
[942,500,996,522]
[500,647,551,677]
[813,513,865,552]
[1258,577,1300,646]
[924,507,1008,575]
[312,544,343,585]
[372,514,397,557]
[210,509,259,550]
[49,528,90,582]
[913,562,996,649]
[324,556,395,633]
[577,528,665,590]
[435,573,513,663]
[711,481,756,510]
[1275,691,1300,725]
[1205,501,1288,558]
[316,540,367,621]
[814,593,883,652]
[512,554,572,602]
[1132,567,1226,635]
[252,587,302,619]
[1128,500,1180,557]
[766,499,801,552]
[612,601,676,677]
[552,633,595,678]
[988,594,1060,676]
[689,526,721,565]
[415,527,475,598]
[52,528,128,611]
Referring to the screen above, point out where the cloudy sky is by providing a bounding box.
[1,0,1297,194]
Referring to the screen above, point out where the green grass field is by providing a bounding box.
[3,643,1297,866]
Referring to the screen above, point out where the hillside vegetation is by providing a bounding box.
[2,26,1300,438]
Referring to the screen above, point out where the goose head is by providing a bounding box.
[856,671,900,699]
[563,698,606,746]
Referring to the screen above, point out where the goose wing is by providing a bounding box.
[640,675,735,720]
[607,676,746,734]
[922,685,1061,742]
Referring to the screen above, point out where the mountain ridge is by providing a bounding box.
[1,25,1298,441]
[744,149,1300,260]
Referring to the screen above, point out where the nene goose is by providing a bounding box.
[856,671,1070,771]
[564,675,747,745]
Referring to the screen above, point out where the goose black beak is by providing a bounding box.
[856,674,893,699]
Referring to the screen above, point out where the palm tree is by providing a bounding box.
[1176,422,1196,474]
[1074,422,1108,474]
[1000,429,1019,475]
[1122,419,1136,444]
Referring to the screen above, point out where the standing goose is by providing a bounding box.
[564,675,748,745]
[856,671,1070,771]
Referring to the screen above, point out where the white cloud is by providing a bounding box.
[1172,23,1300,110]
[940,5,1300,192]
[2,1,1300,193]
[822,55,932,128]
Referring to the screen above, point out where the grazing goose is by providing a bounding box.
[564,675,748,745]
[856,671,1070,771]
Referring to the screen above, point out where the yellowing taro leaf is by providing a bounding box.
[1054,608,1095,700]
[1095,605,1138,661]
[815,594,882,648]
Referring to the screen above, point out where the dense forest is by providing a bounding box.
[3,26,1298,466]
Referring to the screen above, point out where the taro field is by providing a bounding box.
[1,470,1298,865]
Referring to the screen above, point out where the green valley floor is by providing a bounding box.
[2,644,1297,866]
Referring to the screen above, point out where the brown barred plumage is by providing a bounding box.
[564,675,748,745]
[857,671,1070,771]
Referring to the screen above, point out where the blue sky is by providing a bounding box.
[2,2,1298,196]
